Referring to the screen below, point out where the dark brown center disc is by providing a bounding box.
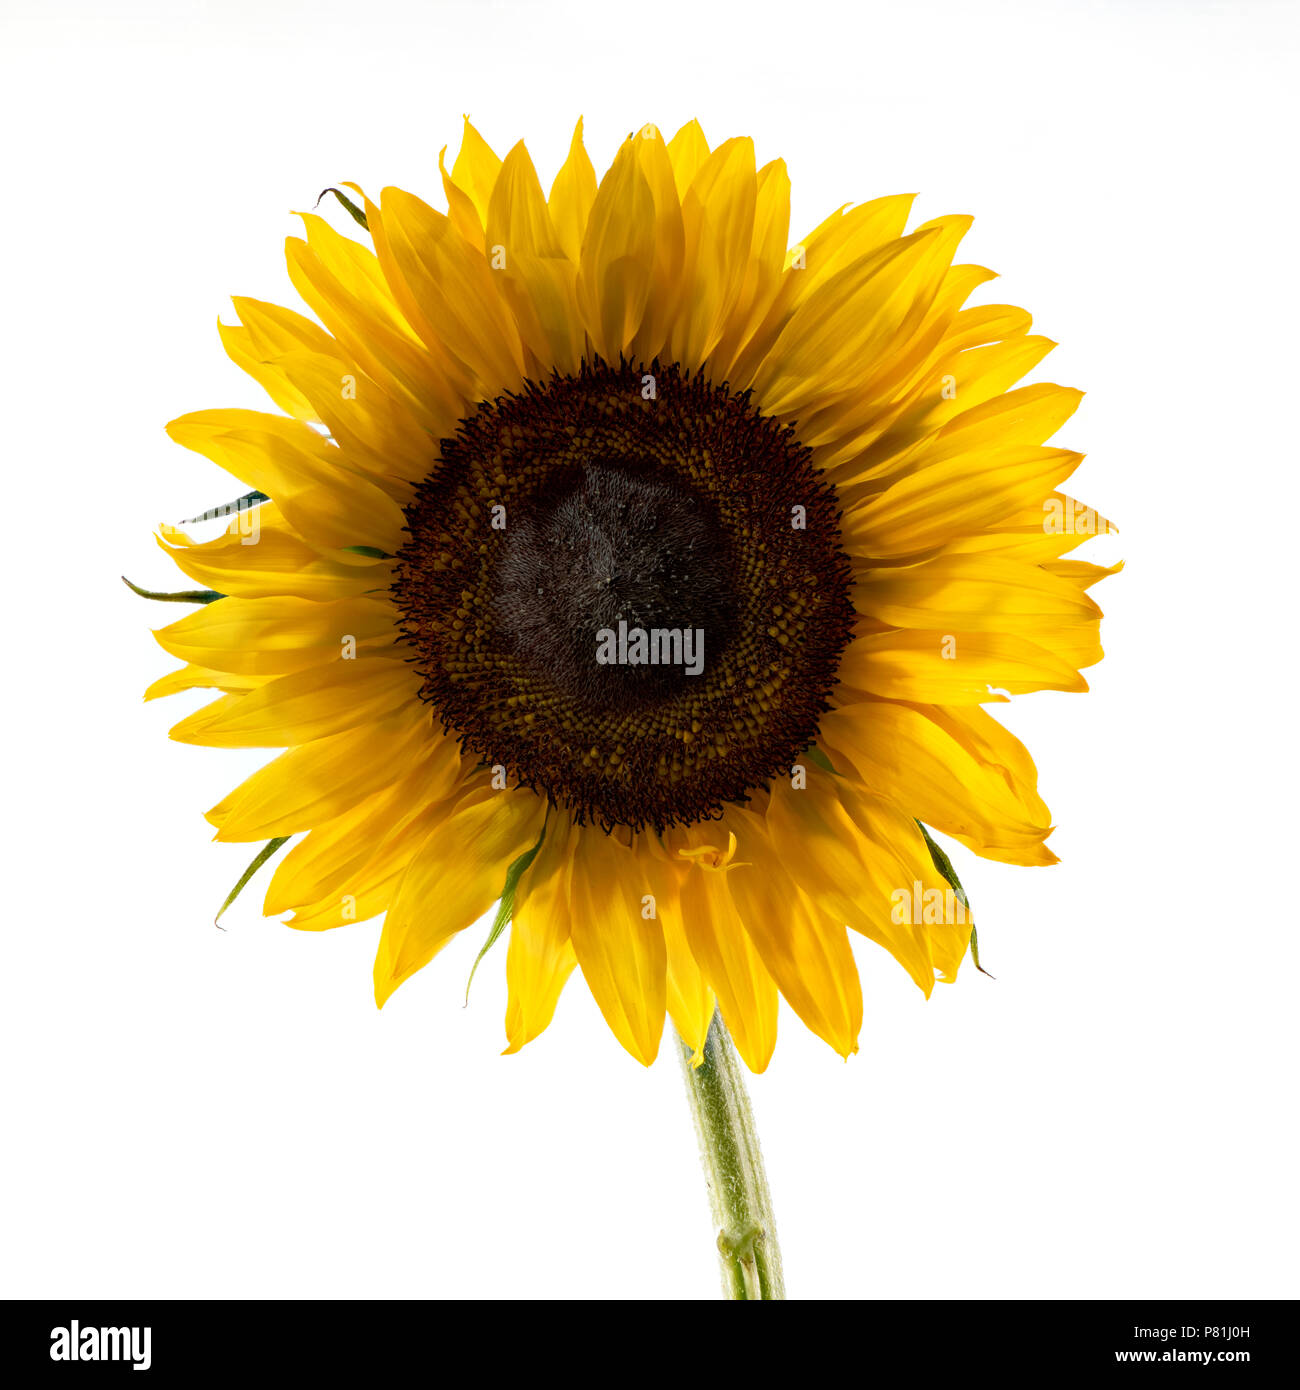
[392,360,854,832]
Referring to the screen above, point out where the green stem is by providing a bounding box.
[675,1011,785,1300]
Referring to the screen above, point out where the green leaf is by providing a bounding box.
[122,575,222,605]
[180,491,268,525]
[316,186,369,231]
[803,744,837,775]
[215,837,291,926]
[464,822,547,1004]
[342,545,391,558]
[917,822,993,978]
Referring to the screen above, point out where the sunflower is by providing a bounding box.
[144,118,1115,1072]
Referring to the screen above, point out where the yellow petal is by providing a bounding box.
[567,827,667,1066]
[440,143,488,248]
[626,127,686,362]
[729,193,916,383]
[154,594,398,676]
[284,869,404,932]
[450,117,503,232]
[665,119,710,197]
[218,296,336,421]
[547,117,598,264]
[722,809,862,1057]
[169,657,419,748]
[820,700,1056,866]
[273,350,437,489]
[669,137,757,367]
[575,140,656,361]
[900,383,1084,481]
[844,334,1056,474]
[799,263,1003,466]
[266,751,461,915]
[750,219,970,416]
[372,187,526,395]
[839,629,1089,702]
[285,214,462,429]
[765,776,969,994]
[144,664,264,701]
[709,157,792,379]
[844,445,1083,559]
[671,828,779,1072]
[504,812,579,1054]
[853,553,1101,634]
[374,784,547,1007]
[156,507,390,601]
[1045,558,1124,590]
[165,410,406,553]
[489,140,564,258]
[943,491,1118,564]
[487,142,586,373]
[639,837,714,1059]
[210,707,440,840]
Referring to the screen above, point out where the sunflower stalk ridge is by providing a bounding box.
[676,1012,785,1300]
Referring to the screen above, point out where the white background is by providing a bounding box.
[1,0,1296,1300]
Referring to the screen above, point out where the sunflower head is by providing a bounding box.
[144,118,1115,1070]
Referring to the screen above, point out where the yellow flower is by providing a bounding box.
[145,118,1116,1071]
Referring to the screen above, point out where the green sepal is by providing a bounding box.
[968,923,988,976]
[342,545,391,558]
[917,822,993,977]
[122,575,222,605]
[215,837,291,926]
[180,491,268,525]
[803,744,837,775]
[317,186,369,231]
[464,822,547,1004]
